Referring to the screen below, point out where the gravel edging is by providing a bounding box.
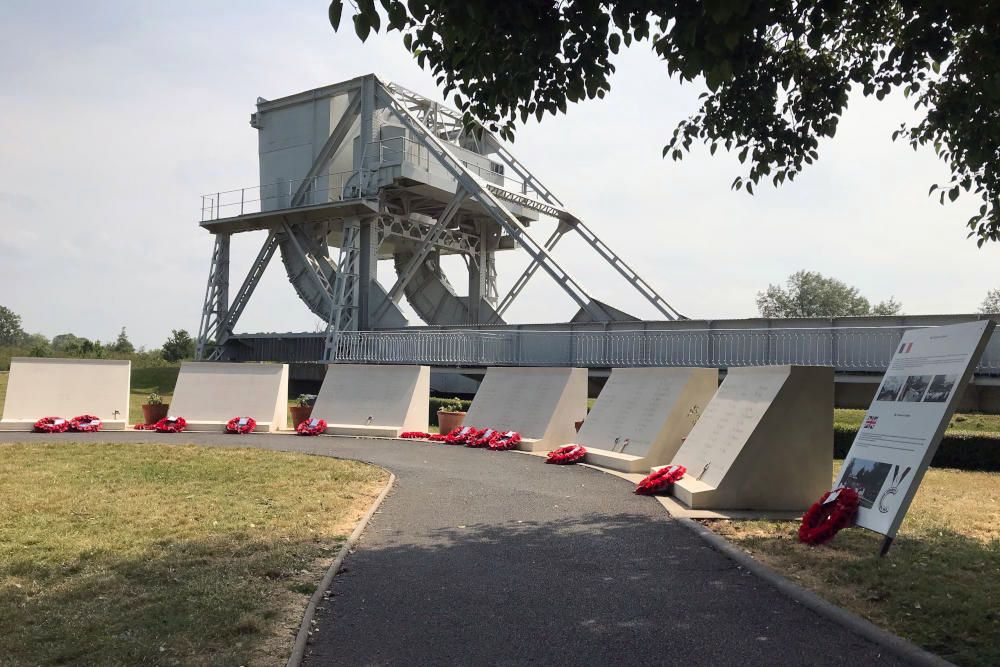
[285,470,396,667]
[677,517,955,667]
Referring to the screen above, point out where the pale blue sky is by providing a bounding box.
[1,1,995,347]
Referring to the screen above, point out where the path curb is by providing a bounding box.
[285,470,396,667]
[676,516,954,667]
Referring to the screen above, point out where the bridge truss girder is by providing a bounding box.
[197,74,684,361]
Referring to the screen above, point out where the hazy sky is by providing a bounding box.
[1,1,996,348]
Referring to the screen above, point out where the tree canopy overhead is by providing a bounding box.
[330,0,1000,245]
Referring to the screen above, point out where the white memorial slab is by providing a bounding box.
[169,362,289,432]
[312,364,429,437]
[580,367,719,472]
[463,367,587,452]
[669,365,833,511]
[0,358,130,431]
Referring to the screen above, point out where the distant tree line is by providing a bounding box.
[756,272,999,319]
[0,305,195,370]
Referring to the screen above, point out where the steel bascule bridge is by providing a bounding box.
[195,74,1000,408]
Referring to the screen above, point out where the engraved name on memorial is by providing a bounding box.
[578,371,686,457]
[677,368,787,487]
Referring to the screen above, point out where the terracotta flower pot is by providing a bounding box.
[437,410,466,434]
[142,403,169,425]
[290,405,313,428]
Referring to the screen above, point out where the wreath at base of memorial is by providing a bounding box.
[134,422,155,430]
[296,418,327,436]
[428,433,448,442]
[400,431,431,439]
[445,426,480,445]
[467,428,496,448]
[634,465,686,495]
[546,444,587,464]
[798,487,860,545]
[226,416,256,434]
[34,417,69,433]
[69,415,103,433]
[487,431,521,450]
[154,416,187,433]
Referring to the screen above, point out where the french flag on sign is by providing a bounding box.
[898,342,914,354]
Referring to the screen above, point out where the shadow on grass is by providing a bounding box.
[719,523,1000,666]
[304,512,911,667]
[0,532,343,667]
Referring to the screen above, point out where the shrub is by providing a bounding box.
[428,397,472,426]
[834,424,1000,472]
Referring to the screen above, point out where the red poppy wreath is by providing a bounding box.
[296,417,327,436]
[400,431,431,439]
[34,417,69,433]
[226,416,256,434]
[634,465,686,495]
[798,487,860,545]
[69,415,103,433]
[444,426,480,445]
[467,428,497,448]
[545,444,587,464]
[155,416,187,433]
[487,431,521,451]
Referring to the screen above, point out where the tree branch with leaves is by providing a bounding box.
[330,0,1000,245]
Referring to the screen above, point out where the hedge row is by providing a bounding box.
[428,397,472,426]
[834,424,1000,472]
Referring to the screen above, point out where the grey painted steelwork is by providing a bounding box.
[214,316,1000,376]
[196,74,681,360]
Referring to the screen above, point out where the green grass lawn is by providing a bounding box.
[0,443,387,666]
[709,463,1000,666]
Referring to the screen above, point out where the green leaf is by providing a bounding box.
[328,0,344,30]
[354,14,371,42]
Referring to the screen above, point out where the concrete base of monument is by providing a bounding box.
[513,437,549,453]
[667,472,813,514]
[656,492,803,520]
[582,449,647,473]
[574,461,804,520]
[0,420,128,432]
[324,423,404,438]
[181,421,279,433]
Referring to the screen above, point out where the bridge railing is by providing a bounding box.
[325,326,1000,373]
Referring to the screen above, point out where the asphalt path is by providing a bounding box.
[5,432,908,666]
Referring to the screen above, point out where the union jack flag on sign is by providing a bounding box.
[864,415,879,429]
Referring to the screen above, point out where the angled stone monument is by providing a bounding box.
[463,367,587,452]
[312,364,429,437]
[170,361,289,432]
[581,367,719,473]
[668,365,833,511]
[0,357,131,431]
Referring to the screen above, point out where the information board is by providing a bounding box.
[835,320,995,540]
